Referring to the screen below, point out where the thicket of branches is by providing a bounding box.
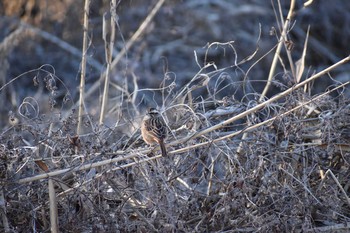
[0,0,350,232]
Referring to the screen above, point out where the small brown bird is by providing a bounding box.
[141,108,168,157]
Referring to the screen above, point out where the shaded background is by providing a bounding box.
[0,0,349,124]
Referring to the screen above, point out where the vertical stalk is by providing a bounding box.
[99,0,116,125]
[260,0,295,101]
[77,0,90,134]
[0,188,10,233]
[48,179,58,233]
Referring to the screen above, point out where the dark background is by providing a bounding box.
[0,0,349,124]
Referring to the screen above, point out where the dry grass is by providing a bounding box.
[1,0,350,232]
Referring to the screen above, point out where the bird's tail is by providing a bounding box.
[159,140,167,157]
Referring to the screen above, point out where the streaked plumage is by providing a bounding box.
[141,108,168,157]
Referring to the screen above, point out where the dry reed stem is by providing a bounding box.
[77,0,166,108]
[260,0,295,101]
[18,149,142,183]
[176,55,350,145]
[17,80,348,191]
[277,0,296,79]
[77,0,90,135]
[99,1,117,125]
[30,154,162,213]
[296,26,310,83]
[48,178,58,233]
[16,70,349,187]
[0,189,10,233]
[171,80,349,152]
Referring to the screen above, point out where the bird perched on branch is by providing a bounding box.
[141,108,168,157]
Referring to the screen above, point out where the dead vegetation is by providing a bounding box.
[0,0,350,232]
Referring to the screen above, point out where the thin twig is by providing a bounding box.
[75,0,166,108]
[171,80,350,153]
[18,81,349,184]
[177,55,350,145]
[279,165,321,204]
[323,169,350,207]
